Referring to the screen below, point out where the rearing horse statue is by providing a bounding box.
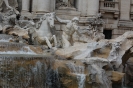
[29,12,57,49]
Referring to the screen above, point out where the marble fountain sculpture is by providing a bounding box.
[0,1,132,88]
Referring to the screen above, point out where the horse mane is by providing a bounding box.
[41,12,55,21]
[35,12,55,29]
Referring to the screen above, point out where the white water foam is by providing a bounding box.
[0,46,36,54]
[77,74,86,88]
[0,38,13,42]
[66,63,86,88]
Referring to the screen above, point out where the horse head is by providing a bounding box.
[46,12,55,28]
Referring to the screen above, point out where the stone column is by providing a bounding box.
[76,0,99,16]
[50,0,55,12]
[32,0,37,13]
[76,0,88,16]
[21,0,30,13]
[32,0,51,13]
[120,0,130,20]
[87,0,99,16]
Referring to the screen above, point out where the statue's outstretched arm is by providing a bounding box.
[3,0,13,10]
[55,16,70,23]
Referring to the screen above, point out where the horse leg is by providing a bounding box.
[44,37,52,49]
[52,35,57,47]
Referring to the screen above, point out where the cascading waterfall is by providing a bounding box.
[77,74,86,88]
[0,34,14,40]
[0,42,36,54]
[20,46,36,54]
[0,38,12,42]
[0,55,60,88]
[66,63,86,88]
[0,34,61,88]
[85,58,112,88]
[0,34,15,43]
[121,64,128,88]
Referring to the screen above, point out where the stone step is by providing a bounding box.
[0,54,52,59]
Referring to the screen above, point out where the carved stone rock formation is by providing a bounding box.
[0,1,132,87]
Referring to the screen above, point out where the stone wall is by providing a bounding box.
[20,0,133,39]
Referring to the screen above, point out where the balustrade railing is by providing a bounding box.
[104,1,115,8]
[100,1,119,11]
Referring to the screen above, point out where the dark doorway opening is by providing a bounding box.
[29,0,32,12]
[103,30,112,39]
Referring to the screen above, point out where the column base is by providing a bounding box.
[58,7,76,11]
[30,11,50,19]
[55,9,80,20]
[21,11,32,17]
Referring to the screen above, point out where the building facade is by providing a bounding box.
[20,0,133,39]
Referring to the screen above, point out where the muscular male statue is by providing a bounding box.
[56,16,80,48]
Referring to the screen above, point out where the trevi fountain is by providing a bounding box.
[0,0,132,88]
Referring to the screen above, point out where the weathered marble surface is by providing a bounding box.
[0,1,132,88]
[56,16,80,48]
[56,0,75,9]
